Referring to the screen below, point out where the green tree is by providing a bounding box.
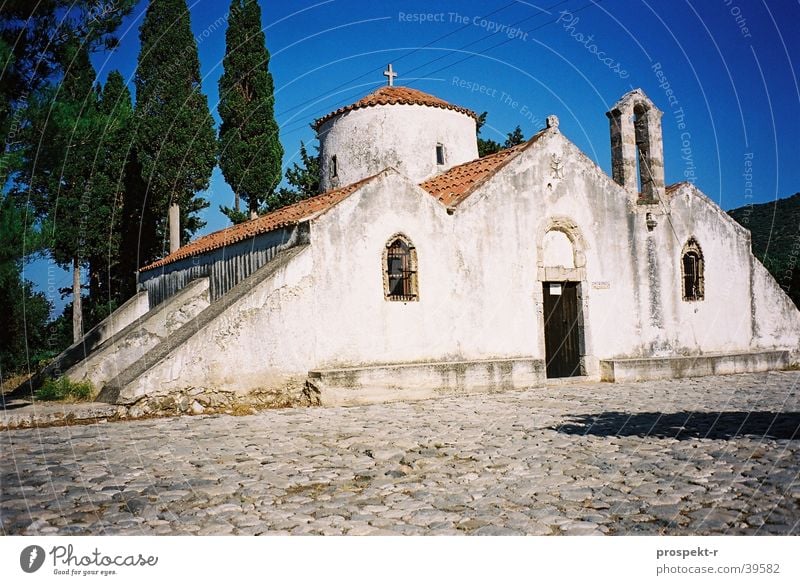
[26,42,102,343]
[0,38,20,186]
[86,70,132,312]
[117,149,159,299]
[0,193,51,377]
[1,2,134,358]
[218,0,283,223]
[504,125,525,148]
[268,141,320,211]
[476,112,501,157]
[729,192,800,309]
[134,0,216,253]
[0,1,135,102]
[476,113,526,156]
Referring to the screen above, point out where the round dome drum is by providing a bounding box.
[315,86,479,191]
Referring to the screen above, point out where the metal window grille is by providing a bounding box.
[386,239,416,301]
[681,239,704,301]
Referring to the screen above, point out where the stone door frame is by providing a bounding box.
[534,216,596,378]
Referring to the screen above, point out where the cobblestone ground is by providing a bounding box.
[2,372,799,536]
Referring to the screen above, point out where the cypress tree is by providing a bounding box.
[89,71,132,312]
[218,0,283,222]
[134,0,216,252]
[0,193,51,375]
[270,141,320,211]
[25,42,101,342]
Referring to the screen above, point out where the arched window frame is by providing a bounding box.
[383,234,419,302]
[633,102,654,201]
[681,237,704,301]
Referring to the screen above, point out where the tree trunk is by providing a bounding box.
[169,202,180,253]
[234,192,240,213]
[72,256,83,343]
[89,257,101,303]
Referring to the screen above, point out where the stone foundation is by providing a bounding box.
[123,384,315,418]
[308,357,546,406]
[600,350,790,382]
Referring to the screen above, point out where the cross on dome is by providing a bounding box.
[383,64,397,86]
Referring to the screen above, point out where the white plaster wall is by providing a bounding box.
[309,128,798,372]
[119,124,800,400]
[69,278,209,391]
[310,170,461,367]
[120,247,315,401]
[318,104,478,191]
[658,184,756,354]
[543,231,574,268]
[751,258,800,352]
[453,130,640,363]
[309,133,640,368]
[37,290,151,385]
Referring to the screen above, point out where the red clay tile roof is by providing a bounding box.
[420,132,544,207]
[313,86,478,129]
[666,182,688,194]
[141,133,546,271]
[140,175,374,271]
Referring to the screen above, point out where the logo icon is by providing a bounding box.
[20,545,46,573]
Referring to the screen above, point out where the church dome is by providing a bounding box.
[315,81,479,190]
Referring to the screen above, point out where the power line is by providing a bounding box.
[274,1,518,119]
[406,0,604,89]
[277,0,597,140]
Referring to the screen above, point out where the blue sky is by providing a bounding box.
[26,0,800,314]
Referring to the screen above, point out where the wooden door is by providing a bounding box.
[543,282,581,378]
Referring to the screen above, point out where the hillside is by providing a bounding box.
[728,193,800,308]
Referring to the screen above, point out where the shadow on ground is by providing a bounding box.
[554,411,800,440]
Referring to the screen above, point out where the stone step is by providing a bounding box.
[308,357,546,406]
[600,350,790,382]
[64,277,210,394]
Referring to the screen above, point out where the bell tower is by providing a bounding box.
[606,89,665,204]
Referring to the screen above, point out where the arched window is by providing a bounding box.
[633,103,654,201]
[681,238,704,301]
[384,235,418,301]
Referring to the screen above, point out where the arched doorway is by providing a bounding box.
[537,221,588,378]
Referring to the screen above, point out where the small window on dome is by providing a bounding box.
[331,155,338,178]
[436,144,445,165]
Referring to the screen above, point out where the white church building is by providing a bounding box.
[42,70,800,411]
